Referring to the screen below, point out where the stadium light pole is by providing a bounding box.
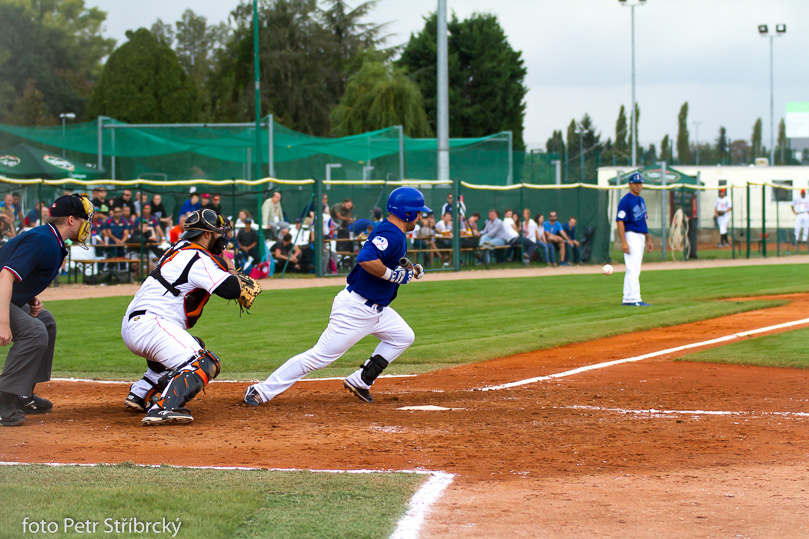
[758,24,786,166]
[692,120,702,165]
[619,0,646,167]
[59,112,76,157]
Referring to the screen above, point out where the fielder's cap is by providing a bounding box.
[202,193,210,199]
[627,172,644,183]
[49,194,92,219]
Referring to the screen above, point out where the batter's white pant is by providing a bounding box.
[121,313,203,399]
[717,213,731,235]
[796,213,809,242]
[253,288,415,402]
[622,231,646,304]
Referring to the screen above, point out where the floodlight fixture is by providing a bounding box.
[59,112,76,156]
[776,24,786,34]
[758,24,769,35]
[757,24,787,165]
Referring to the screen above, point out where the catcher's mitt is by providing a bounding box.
[237,273,262,312]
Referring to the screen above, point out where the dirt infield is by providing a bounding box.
[3,291,809,536]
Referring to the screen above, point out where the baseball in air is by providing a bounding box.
[602,264,614,276]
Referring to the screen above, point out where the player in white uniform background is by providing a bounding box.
[791,189,809,248]
[244,187,430,406]
[714,188,732,247]
[121,209,243,426]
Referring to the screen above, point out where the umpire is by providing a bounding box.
[0,194,92,426]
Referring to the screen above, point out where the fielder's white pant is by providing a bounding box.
[796,213,809,242]
[717,213,731,235]
[622,231,646,304]
[253,288,415,402]
[121,313,203,399]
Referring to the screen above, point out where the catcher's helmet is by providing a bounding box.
[386,187,431,223]
[181,208,231,239]
[627,172,644,184]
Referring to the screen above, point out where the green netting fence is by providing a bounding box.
[0,118,559,185]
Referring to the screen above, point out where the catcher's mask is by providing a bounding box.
[182,209,232,255]
[49,193,93,249]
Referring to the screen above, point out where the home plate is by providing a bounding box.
[397,405,466,411]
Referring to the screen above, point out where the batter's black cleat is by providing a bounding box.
[141,408,194,426]
[14,394,53,415]
[124,392,147,413]
[343,379,373,403]
[243,385,264,406]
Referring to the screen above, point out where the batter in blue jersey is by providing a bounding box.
[246,187,430,405]
[616,172,654,306]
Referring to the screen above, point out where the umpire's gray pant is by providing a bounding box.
[0,303,56,395]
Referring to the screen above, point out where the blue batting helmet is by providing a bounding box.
[387,187,431,223]
[628,172,644,183]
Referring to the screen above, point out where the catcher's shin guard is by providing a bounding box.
[359,354,389,386]
[153,350,221,412]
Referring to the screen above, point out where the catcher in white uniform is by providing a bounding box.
[714,188,732,247]
[121,209,250,426]
[792,189,809,245]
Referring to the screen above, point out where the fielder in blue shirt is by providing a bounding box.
[0,194,93,426]
[246,186,430,406]
[616,172,654,306]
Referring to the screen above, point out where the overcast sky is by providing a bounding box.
[88,0,809,150]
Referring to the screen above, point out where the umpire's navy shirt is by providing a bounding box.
[0,224,68,306]
[616,192,649,234]
[346,220,406,306]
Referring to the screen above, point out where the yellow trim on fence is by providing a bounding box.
[460,182,523,191]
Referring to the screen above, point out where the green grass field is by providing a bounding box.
[676,327,809,369]
[47,264,809,380]
[0,464,423,539]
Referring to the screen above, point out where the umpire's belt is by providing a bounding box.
[345,286,384,312]
[128,309,147,321]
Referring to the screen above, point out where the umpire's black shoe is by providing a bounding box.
[0,392,25,426]
[343,379,373,403]
[14,394,53,415]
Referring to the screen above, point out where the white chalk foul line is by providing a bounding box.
[50,374,417,385]
[561,405,809,418]
[481,316,809,391]
[0,461,453,539]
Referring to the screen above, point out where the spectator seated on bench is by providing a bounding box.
[562,216,581,265]
[478,209,511,265]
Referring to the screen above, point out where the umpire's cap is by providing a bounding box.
[49,193,92,219]
[627,172,644,183]
[181,208,231,239]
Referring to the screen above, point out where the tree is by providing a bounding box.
[0,0,115,123]
[716,127,728,164]
[660,134,671,163]
[150,19,175,47]
[613,105,629,162]
[775,118,789,164]
[86,29,199,123]
[751,117,763,159]
[566,114,601,181]
[546,130,565,162]
[330,61,431,137]
[207,0,386,135]
[634,103,641,160]
[14,79,50,125]
[676,102,691,164]
[646,143,657,164]
[397,12,528,147]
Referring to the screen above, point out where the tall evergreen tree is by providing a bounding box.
[660,134,671,163]
[775,118,788,164]
[397,12,528,147]
[716,126,728,164]
[613,105,628,161]
[546,130,565,158]
[646,143,657,164]
[676,102,691,164]
[633,103,641,160]
[751,118,763,159]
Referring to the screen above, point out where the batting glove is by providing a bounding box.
[387,267,414,284]
[413,264,424,279]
